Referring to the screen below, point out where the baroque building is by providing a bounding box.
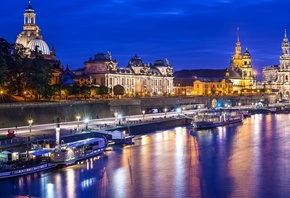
[225,28,257,92]
[263,30,290,99]
[16,2,63,85]
[83,52,174,96]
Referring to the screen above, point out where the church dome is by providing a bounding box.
[128,55,145,67]
[153,60,165,67]
[28,39,50,55]
[243,49,251,58]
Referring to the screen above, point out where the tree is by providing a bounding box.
[80,85,91,100]
[0,38,12,90]
[5,43,28,95]
[113,85,125,96]
[99,85,109,98]
[25,55,53,100]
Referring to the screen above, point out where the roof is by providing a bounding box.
[226,67,242,78]
[174,78,194,86]
[28,148,55,156]
[128,55,145,67]
[174,69,226,78]
[65,137,104,148]
[28,39,50,55]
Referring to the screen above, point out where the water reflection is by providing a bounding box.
[2,114,290,197]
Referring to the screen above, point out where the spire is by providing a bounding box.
[237,27,240,42]
[283,29,288,43]
[281,29,289,58]
[26,1,34,10]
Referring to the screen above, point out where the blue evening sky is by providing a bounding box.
[1,1,289,78]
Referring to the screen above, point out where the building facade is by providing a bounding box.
[263,30,290,99]
[193,79,233,96]
[83,52,174,97]
[16,2,63,85]
[225,28,257,92]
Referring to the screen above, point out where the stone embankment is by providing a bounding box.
[0,95,272,128]
[0,116,188,152]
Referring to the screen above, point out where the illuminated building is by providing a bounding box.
[225,28,257,92]
[192,78,233,96]
[263,30,290,99]
[15,2,63,85]
[83,53,174,96]
[173,70,231,96]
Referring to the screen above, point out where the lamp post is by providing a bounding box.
[76,115,81,131]
[114,112,118,125]
[117,114,122,125]
[84,118,89,130]
[164,108,168,118]
[177,108,181,117]
[28,119,33,133]
[142,110,145,120]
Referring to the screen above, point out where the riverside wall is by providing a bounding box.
[0,94,276,128]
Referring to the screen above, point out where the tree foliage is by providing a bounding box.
[113,85,125,96]
[25,55,53,99]
[0,38,12,90]
[99,85,109,96]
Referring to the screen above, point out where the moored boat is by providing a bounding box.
[192,110,243,130]
[50,137,107,166]
[0,137,108,179]
[0,149,56,179]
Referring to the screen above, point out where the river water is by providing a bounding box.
[1,114,290,198]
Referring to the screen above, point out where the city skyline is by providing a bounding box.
[1,1,290,79]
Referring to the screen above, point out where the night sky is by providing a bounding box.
[1,1,290,78]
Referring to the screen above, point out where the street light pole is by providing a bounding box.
[114,112,118,125]
[84,118,89,130]
[76,115,81,131]
[28,119,33,133]
[164,108,168,118]
[142,110,145,120]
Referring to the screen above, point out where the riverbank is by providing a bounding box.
[0,116,189,152]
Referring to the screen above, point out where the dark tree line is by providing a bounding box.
[0,38,53,100]
[0,37,126,101]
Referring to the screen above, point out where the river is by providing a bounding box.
[1,113,290,198]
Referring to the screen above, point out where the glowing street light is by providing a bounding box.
[117,114,122,125]
[76,115,81,131]
[114,112,118,125]
[142,110,145,120]
[28,119,33,133]
[84,118,89,130]
[164,108,168,118]
[176,108,181,117]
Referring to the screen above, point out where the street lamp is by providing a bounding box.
[114,112,118,125]
[176,108,181,117]
[142,110,145,120]
[84,118,89,130]
[117,114,122,125]
[164,108,168,118]
[28,119,33,133]
[76,115,81,131]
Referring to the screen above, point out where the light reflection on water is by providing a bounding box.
[2,114,290,197]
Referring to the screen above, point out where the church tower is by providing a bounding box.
[279,29,290,70]
[16,1,53,57]
[16,1,41,48]
[231,27,243,68]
